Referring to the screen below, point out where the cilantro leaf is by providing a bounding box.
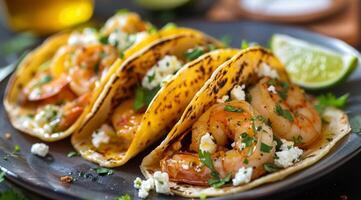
[147,73,156,83]
[0,190,29,200]
[260,143,273,153]
[241,40,249,49]
[185,47,205,61]
[224,105,243,113]
[263,163,281,173]
[94,167,113,176]
[315,93,349,113]
[220,35,232,47]
[0,170,5,183]
[350,115,361,134]
[98,35,109,44]
[292,135,303,145]
[67,151,79,158]
[241,133,255,147]
[115,194,131,200]
[274,104,294,122]
[133,86,160,111]
[13,145,20,154]
[198,150,232,188]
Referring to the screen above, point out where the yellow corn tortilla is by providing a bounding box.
[3,24,217,142]
[140,47,351,197]
[71,31,235,167]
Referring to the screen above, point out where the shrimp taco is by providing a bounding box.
[4,10,216,142]
[140,47,351,198]
[70,29,239,167]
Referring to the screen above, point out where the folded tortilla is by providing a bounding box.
[140,47,351,197]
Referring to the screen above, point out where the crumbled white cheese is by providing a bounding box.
[267,85,277,94]
[31,143,49,157]
[102,14,128,34]
[142,177,155,191]
[232,167,253,186]
[142,55,183,90]
[138,188,149,199]
[91,124,112,148]
[134,177,143,189]
[153,171,171,194]
[237,142,246,151]
[230,84,246,101]
[68,28,99,45]
[275,139,303,168]
[181,163,190,170]
[258,63,279,79]
[199,133,217,153]
[217,95,230,103]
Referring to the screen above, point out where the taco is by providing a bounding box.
[4,10,216,142]
[71,31,237,167]
[140,47,351,198]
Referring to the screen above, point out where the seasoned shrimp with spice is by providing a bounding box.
[249,77,322,147]
[161,101,275,186]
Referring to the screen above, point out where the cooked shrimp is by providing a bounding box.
[24,73,70,102]
[111,99,143,148]
[55,92,91,132]
[161,101,275,186]
[249,77,321,147]
[101,13,149,36]
[67,44,118,96]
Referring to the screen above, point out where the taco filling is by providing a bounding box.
[17,12,152,136]
[89,45,214,152]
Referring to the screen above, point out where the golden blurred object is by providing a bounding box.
[0,0,94,35]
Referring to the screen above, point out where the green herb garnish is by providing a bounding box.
[263,163,281,173]
[38,75,52,85]
[133,86,160,111]
[224,105,243,113]
[0,189,29,200]
[13,145,20,153]
[0,32,38,56]
[241,133,255,147]
[207,44,216,51]
[185,47,205,61]
[67,151,80,158]
[274,136,283,151]
[292,135,303,145]
[94,167,113,176]
[274,104,294,122]
[147,73,156,83]
[260,143,273,153]
[241,40,249,49]
[115,194,131,200]
[119,51,125,59]
[99,35,108,44]
[198,150,231,188]
[147,25,158,34]
[315,93,349,113]
[200,193,207,200]
[0,170,5,183]
[220,35,232,47]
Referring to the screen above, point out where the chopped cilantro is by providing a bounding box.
[94,167,113,176]
[292,135,303,145]
[207,44,216,51]
[0,189,29,200]
[115,194,131,200]
[263,163,281,173]
[119,51,125,59]
[185,47,205,61]
[241,40,249,49]
[220,35,232,47]
[241,133,255,147]
[243,158,249,164]
[273,136,282,151]
[147,73,156,83]
[274,104,294,122]
[13,145,20,153]
[200,193,207,200]
[315,93,349,113]
[163,22,177,30]
[0,170,5,183]
[224,105,243,113]
[260,143,272,153]
[38,75,52,85]
[67,151,79,158]
[198,150,231,188]
[350,115,361,134]
[116,9,129,15]
[133,86,160,111]
[99,35,108,44]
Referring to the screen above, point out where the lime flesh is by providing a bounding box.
[271,34,358,89]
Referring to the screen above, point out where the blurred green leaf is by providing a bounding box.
[0,33,38,56]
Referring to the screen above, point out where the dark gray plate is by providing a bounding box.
[1,20,361,200]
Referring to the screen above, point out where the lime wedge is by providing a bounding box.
[270,34,358,89]
[134,0,191,10]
